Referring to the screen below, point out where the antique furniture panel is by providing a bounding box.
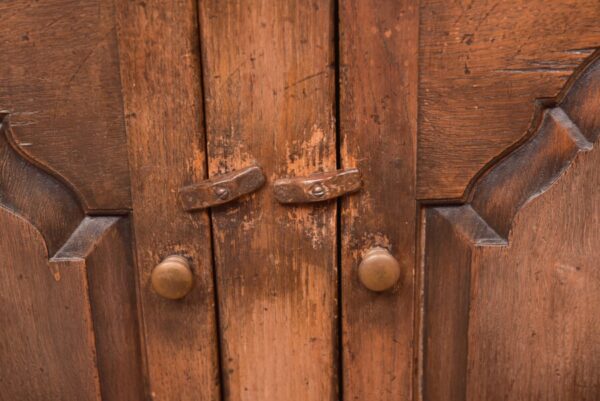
[0,0,130,211]
[198,1,338,400]
[0,116,143,400]
[115,0,221,399]
[0,207,102,401]
[422,54,600,400]
[339,1,418,400]
[418,0,600,200]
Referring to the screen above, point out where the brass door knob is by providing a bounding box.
[151,255,193,300]
[358,247,401,292]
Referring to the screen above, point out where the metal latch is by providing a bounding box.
[273,168,362,204]
[179,165,266,211]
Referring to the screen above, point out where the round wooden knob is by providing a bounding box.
[358,247,401,292]
[151,255,193,300]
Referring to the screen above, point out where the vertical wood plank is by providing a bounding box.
[198,1,337,400]
[115,1,220,399]
[80,217,146,401]
[0,208,102,401]
[339,1,419,400]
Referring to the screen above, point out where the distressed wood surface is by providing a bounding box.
[198,1,338,400]
[0,114,83,256]
[0,0,130,211]
[423,53,600,401]
[0,111,143,400]
[0,207,101,401]
[56,216,145,401]
[418,0,600,200]
[115,1,220,399]
[339,1,418,400]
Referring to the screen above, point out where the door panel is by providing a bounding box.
[75,216,146,401]
[115,0,221,399]
[198,1,338,400]
[418,0,600,200]
[0,117,143,400]
[422,53,600,401]
[3,1,600,400]
[0,207,101,401]
[339,1,418,400]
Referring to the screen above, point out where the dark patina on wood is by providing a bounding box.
[273,167,362,204]
[179,165,266,211]
[422,51,600,401]
[0,112,143,401]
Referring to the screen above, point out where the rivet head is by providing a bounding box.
[309,184,326,198]
[151,255,193,300]
[358,247,401,292]
[214,186,229,200]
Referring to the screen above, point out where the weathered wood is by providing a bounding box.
[0,114,83,256]
[0,208,101,401]
[1,108,143,400]
[0,0,130,211]
[115,1,220,399]
[198,1,338,400]
[273,168,361,204]
[339,1,418,400]
[55,216,145,401]
[179,165,266,211]
[423,53,600,401]
[423,206,495,401]
[418,0,600,200]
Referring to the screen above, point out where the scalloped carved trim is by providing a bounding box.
[0,113,84,256]
[438,51,600,244]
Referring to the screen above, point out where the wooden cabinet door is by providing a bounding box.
[0,2,144,400]
[418,2,600,400]
[2,1,600,401]
[422,54,600,401]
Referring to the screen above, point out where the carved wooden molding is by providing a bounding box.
[0,113,144,399]
[422,51,600,401]
[439,50,600,244]
[0,112,120,258]
[0,112,84,256]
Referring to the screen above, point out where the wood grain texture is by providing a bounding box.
[115,1,220,399]
[418,0,600,200]
[55,216,145,401]
[1,110,143,399]
[0,113,83,256]
[423,53,600,401]
[198,1,337,400]
[0,207,101,401]
[0,0,131,211]
[339,1,418,400]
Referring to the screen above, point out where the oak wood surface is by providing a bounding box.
[1,112,143,400]
[339,1,418,400]
[0,114,83,256]
[0,207,101,401]
[0,0,131,211]
[198,1,338,400]
[56,216,145,401]
[423,53,600,401]
[418,0,600,200]
[115,1,220,399]
[3,2,600,400]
